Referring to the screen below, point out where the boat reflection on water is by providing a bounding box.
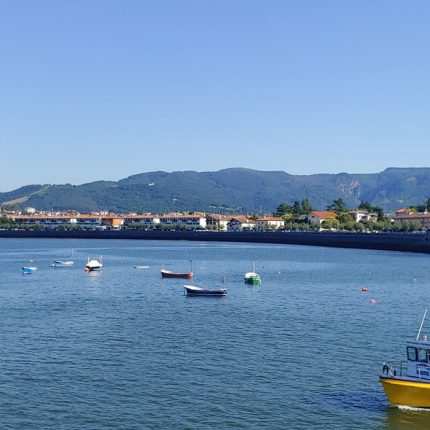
[87,270,102,277]
[384,406,430,430]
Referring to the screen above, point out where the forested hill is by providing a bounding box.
[1,167,430,214]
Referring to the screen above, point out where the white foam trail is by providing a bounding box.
[396,405,430,412]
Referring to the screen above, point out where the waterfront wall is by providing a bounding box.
[1,230,430,253]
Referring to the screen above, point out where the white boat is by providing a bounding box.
[52,249,74,268]
[52,260,74,268]
[134,265,150,269]
[85,256,103,272]
[22,266,37,274]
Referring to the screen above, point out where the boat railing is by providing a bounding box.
[416,363,430,380]
[381,361,407,378]
[399,361,408,376]
[382,361,430,380]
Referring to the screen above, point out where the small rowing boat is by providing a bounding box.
[161,269,193,279]
[183,284,227,296]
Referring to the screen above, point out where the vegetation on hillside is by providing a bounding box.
[2,167,430,215]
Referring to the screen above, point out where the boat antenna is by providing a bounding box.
[416,308,428,341]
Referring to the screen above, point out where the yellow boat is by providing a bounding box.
[380,309,430,408]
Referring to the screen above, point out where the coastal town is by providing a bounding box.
[1,204,429,232]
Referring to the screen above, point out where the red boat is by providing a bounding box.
[160,269,193,279]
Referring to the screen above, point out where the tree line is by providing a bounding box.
[274,197,430,232]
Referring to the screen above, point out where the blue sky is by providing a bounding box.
[1,0,429,191]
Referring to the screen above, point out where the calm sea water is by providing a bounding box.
[0,238,430,429]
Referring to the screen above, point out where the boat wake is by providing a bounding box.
[396,405,430,412]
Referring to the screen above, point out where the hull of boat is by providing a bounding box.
[52,261,74,268]
[22,267,37,274]
[85,266,102,272]
[380,377,430,407]
[184,287,227,296]
[161,270,193,279]
[244,277,261,285]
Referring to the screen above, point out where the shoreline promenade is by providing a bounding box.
[1,230,430,254]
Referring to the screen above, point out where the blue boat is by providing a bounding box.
[183,284,227,296]
[22,266,37,274]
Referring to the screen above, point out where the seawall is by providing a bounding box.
[1,230,430,253]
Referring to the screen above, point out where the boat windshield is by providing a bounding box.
[407,346,430,363]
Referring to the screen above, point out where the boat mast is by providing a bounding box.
[416,308,428,341]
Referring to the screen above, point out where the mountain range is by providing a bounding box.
[1,167,429,214]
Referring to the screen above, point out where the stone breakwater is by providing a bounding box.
[1,230,430,253]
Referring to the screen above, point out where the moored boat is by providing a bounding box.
[85,256,103,272]
[161,260,193,279]
[52,249,74,267]
[380,309,430,407]
[183,284,227,296]
[52,260,74,268]
[22,266,37,274]
[244,262,261,285]
[161,269,193,279]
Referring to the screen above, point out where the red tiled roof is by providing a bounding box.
[395,208,415,214]
[206,214,231,220]
[230,216,255,223]
[124,215,158,219]
[12,215,75,219]
[310,211,337,218]
[159,215,204,219]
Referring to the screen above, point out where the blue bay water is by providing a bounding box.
[0,238,429,429]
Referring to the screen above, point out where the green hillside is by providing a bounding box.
[2,168,430,214]
[0,185,47,206]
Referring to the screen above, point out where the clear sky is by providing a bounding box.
[1,0,429,191]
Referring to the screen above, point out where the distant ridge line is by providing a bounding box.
[1,167,430,213]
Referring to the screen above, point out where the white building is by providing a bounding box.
[159,214,207,230]
[123,215,161,227]
[205,214,231,231]
[348,210,378,223]
[75,216,103,229]
[256,217,285,230]
[227,216,256,231]
[11,215,77,228]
